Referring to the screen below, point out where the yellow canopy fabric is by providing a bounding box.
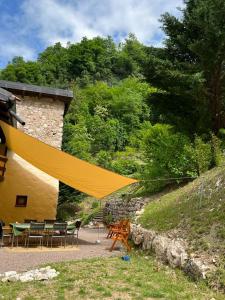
[0,121,137,199]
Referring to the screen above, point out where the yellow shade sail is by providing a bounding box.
[0,121,137,199]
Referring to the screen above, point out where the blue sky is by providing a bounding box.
[0,0,183,69]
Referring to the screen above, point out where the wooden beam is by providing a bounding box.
[0,166,6,172]
[0,155,7,162]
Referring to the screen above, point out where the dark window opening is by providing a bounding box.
[15,195,28,207]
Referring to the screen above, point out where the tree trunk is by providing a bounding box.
[208,66,224,133]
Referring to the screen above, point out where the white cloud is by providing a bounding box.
[21,0,183,46]
[0,38,35,66]
[0,0,184,66]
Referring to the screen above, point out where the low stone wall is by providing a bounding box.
[103,197,150,222]
[131,224,214,280]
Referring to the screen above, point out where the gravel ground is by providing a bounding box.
[0,228,121,273]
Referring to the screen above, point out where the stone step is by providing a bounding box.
[92,209,104,222]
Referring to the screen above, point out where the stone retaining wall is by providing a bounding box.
[131,224,214,280]
[103,197,150,222]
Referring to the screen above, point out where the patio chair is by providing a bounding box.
[0,224,13,247]
[67,220,82,246]
[49,222,67,248]
[25,222,45,248]
[0,220,4,241]
[24,219,37,223]
[109,221,131,252]
[44,219,56,224]
[107,219,128,239]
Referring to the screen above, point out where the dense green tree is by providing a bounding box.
[113,34,148,79]
[63,77,152,176]
[0,57,44,85]
[0,35,147,88]
[144,0,225,134]
[67,36,117,85]
[38,42,70,88]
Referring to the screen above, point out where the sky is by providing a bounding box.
[0,0,183,69]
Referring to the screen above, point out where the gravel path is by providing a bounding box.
[0,228,120,273]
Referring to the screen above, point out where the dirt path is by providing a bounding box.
[0,228,121,273]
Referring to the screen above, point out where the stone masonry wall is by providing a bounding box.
[16,95,65,149]
[103,197,150,222]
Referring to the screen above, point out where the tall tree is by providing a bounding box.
[145,0,225,134]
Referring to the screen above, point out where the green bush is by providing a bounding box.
[211,134,223,166]
[91,201,99,209]
[195,137,212,174]
[80,207,102,225]
[142,125,217,193]
[142,125,224,193]
[142,124,197,192]
[57,202,81,221]
[103,213,113,225]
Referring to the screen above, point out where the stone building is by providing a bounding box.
[0,80,73,224]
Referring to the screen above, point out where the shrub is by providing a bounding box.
[211,134,223,166]
[91,201,99,209]
[103,213,113,225]
[191,136,212,175]
[142,124,197,192]
[111,147,144,176]
[57,202,81,221]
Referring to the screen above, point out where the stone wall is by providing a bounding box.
[131,224,215,280]
[16,95,65,149]
[103,197,150,222]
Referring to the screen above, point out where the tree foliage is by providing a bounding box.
[63,77,152,174]
[144,0,225,134]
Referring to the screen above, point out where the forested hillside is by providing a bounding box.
[1,0,225,202]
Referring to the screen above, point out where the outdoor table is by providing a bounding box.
[10,223,76,237]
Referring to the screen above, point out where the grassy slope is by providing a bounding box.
[0,256,223,300]
[140,166,225,254]
[139,166,225,291]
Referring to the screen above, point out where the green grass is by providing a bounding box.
[139,166,225,254]
[0,255,224,299]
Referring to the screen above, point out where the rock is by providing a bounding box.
[0,267,59,283]
[166,240,188,268]
[135,209,144,216]
[183,258,213,280]
[19,274,34,282]
[142,230,156,250]
[131,225,144,245]
[152,236,171,262]
[4,271,17,277]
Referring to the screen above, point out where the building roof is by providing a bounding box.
[0,80,73,103]
[0,87,15,102]
[0,81,73,126]
[0,87,16,126]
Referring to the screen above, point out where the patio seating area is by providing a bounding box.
[0,227,120,273]
[0,220,82,249]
